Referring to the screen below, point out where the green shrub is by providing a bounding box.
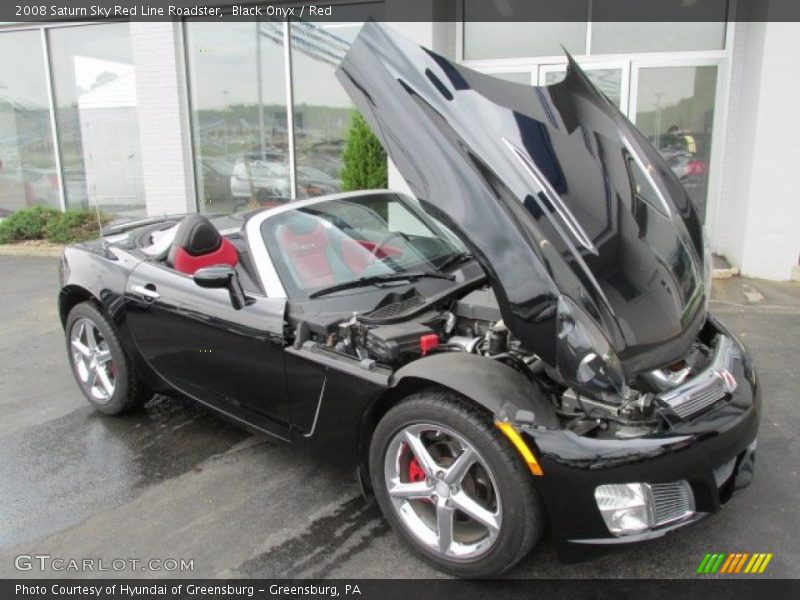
[340,111,388,192]
[0,205,110,244]
[45,209,110,244]
[0,205,60,244]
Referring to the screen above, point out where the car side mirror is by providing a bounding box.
[193,265,249,310]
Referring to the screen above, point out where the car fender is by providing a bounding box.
[59,244,167,392]
[390,352,560,429]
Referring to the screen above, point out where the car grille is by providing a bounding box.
[650,481,694,526]
[668,378,727,419]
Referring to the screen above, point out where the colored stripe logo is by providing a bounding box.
[697,552,773,574]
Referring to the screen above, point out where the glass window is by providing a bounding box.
[463,1,588,59]
[592,22,726,54]
[545,68,623,108]
[635,66,717,221]
[290,21,361,199]
[48,24,145,216]
[465,22,586,60]
[592,1,727,53]
[185,21,289,214]
[487,72,532,85]
[0,30,59,215]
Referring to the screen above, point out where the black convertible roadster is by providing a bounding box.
[59,23,759,576]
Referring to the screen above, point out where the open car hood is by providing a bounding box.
[336,23,710,375]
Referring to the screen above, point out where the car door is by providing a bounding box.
[124,260,290,440]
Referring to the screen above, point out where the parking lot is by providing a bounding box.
[1,254,798,579]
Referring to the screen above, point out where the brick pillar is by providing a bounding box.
[129,22,196,216]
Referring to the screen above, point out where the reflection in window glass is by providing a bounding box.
[290,22,361,199]
[49,24,145,216]
[0,30,58,215]
[185,22,289,214]
[635,66,717,221]
[545,68,623,108]
[463,0,588,59]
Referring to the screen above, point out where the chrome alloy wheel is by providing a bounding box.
[69,317,116,403]
[384,423,502,561]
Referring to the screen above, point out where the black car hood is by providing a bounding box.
[336,23,709,375]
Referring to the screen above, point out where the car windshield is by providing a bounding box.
[260,193,468,298]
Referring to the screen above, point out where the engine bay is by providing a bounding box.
[293,284,722,441]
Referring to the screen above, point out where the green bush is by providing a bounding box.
[0,205,60,244]
[45,209,110,244]
[0,205,110,244]
[340,111,388,192]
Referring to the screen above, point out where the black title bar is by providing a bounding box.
[2,0,799,24]
[4,579,800,600]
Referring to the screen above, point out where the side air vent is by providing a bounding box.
[650,481,695,526]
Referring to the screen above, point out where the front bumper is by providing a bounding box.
[526,318,760,563]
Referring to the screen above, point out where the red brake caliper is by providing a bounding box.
[408,454,426,482]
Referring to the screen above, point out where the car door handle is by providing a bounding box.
[132,284,161,301]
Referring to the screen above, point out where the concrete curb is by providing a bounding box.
[712,267,739,279]
[0,244,64,257]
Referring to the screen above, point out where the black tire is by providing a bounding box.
[369,388,545,577]
[65,301,152,415]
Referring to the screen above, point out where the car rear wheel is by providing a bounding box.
[66,301,152,415]
[369,389,544,577]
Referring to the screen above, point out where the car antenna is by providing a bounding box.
[91,193,110,257]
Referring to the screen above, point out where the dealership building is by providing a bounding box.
[0,1,798,280]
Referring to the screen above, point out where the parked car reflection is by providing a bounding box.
[230,152,290,203]
[200,157,234,207]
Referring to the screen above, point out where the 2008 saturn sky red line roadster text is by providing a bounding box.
[58,23,759,577]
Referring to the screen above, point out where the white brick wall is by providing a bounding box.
[129,22,195,216]
[711,21,760,267]
[715,21,800,279]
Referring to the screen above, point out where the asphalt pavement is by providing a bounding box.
[1,255,798,579]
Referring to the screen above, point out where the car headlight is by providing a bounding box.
[556,296,626,399]
[594,483,652,535]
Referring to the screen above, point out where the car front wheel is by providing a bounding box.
[369,389,545,577]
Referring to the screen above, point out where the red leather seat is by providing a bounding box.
[167,214,239,275]
[279,220,336,287]
[340,238,403,272]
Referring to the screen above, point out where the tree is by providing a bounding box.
[339,111,387,191]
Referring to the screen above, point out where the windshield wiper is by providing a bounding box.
[437,251,473,272]
[308,271,454,299]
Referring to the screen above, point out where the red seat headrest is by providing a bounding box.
[168,214,238,275]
